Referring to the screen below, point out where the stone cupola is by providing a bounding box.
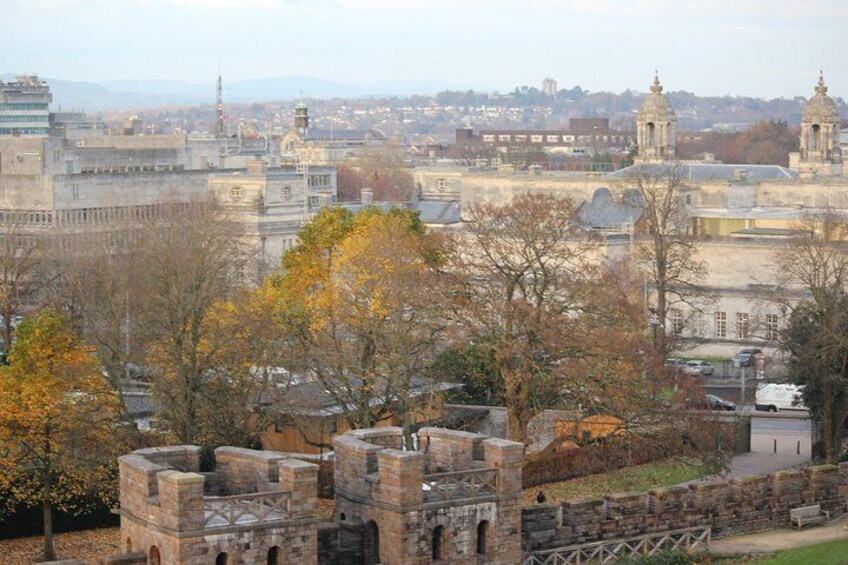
[793,72,842,178]
[635,73,677,163]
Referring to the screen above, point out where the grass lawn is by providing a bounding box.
[750,538,848,565]
[522,457,711,506]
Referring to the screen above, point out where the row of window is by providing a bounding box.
[481,133,631,144]
[306,173,332,187]
[0,114,49,122]
[0,127,49,135]
[146,545,279,565]
[78,164,185,174]
[0,103,49,110]
[669,309,780,341]
[361,518,489,563]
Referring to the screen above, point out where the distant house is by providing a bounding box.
[262,376,461,455]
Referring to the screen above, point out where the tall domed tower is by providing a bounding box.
[635,74,676,163]
[790,73,842,178]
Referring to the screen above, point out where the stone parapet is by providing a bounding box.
[119,445,320,565]
[525,463,848,553]
[215,446,286,494]
[419,426,485,472]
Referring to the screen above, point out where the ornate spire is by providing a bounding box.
[815,70,828,96]
[650,72,663,94]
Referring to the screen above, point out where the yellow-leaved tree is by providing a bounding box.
[0,311,120,561]
[268,207,450,444]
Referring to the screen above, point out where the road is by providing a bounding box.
[749,414,812,456]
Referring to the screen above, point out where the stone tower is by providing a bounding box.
[295,100,309,135]
[333,427,524,565]
[790,72,843,178]
[635,74,676,163]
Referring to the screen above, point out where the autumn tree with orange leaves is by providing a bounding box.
[0,311,120,561]
[267,206,449,443]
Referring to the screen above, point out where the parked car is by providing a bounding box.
[683,360,714,376]
[664,358,685,376]
[733,348,763,368]
[704,394,736,411]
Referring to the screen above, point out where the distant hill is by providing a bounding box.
[1,73,464,111]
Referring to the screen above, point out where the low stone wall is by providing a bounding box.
[523,463,848,553]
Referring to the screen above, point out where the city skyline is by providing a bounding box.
[2,0,847,100]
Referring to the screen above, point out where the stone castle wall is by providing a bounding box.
[523,462,848,554]
[98,433,848,564]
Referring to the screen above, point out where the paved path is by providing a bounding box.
[723,451,810,477]
[710,515,848,557]
[680,452,810,487]
[699,451,848,558]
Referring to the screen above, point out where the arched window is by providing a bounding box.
[432,525,444,561]
[811,124,821,151]
[646,122,656,147]
[267,546,281,565]
[126,538,132,552]
[216,552,229,565]
[366,520,381,564]
[149,546,161,565]
[477,520,490,555]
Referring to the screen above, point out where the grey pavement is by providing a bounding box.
[681,452,810,487]
[723,451,810,477]
[710,514,848,557]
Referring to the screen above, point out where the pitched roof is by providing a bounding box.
[608,162,797,182]
[412,200,462,225]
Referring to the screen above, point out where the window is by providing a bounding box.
[476,521,489,555]
[530,134,543,143]
[482,134,495,143]
[498,134,511,142]
[216,552,229,565]
[670,309,683,334]
[267,546,281,565]
[366,521,380,565]
[546,135,560,143]
[736,313,749,339]
[513,134,527,142]
[230,186,243,201]
[766,314,779,341]
[432,525,444,561]
[435,178,448,191]
[149,546,161,565]
[715,312,727,338]
[283,186,292,201]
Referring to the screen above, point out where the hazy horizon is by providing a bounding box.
[3,0,847,100]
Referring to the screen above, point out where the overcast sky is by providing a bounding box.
[3,0,846,99]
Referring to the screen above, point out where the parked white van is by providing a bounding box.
[755,383,806,412]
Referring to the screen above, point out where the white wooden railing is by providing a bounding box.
[523,526,711,564]
[422,468,498,502]
[203,491,291,527]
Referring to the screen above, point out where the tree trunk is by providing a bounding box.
[823,377,835,462]
[42,470,55,562]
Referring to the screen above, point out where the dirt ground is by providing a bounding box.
[0,527,121,564]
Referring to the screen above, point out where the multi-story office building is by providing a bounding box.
[0,76,52,137]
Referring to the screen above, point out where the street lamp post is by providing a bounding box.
[648,309,662,399]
